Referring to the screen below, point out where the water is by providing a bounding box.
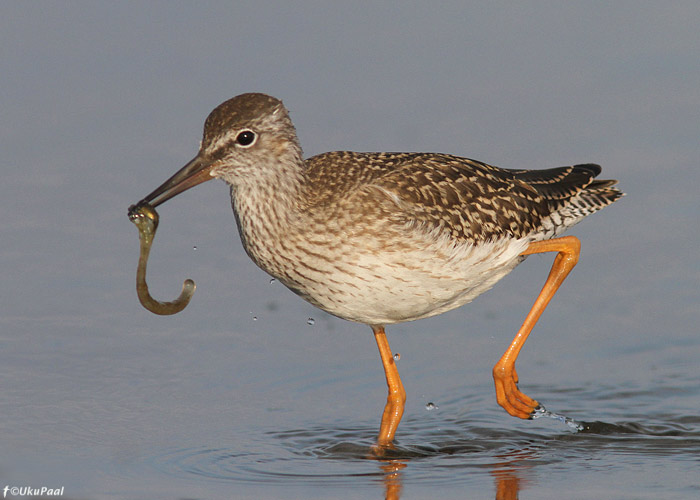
[3,3,700,498]
[2,299,698,499]
[162,346,698,499]
[2,134,699,500]
[139,357,700,499]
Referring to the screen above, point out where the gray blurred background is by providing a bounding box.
[1,2,698,499]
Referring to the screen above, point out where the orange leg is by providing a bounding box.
[372,325,406,448]
[493,235,581,419]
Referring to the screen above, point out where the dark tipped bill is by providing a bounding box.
[138,155,215,208]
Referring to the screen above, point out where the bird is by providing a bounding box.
[134,92,623,448]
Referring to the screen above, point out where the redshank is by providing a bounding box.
[131,93,623,448]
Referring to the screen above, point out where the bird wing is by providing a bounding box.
[352,153,549,242]
[304,152,619,243]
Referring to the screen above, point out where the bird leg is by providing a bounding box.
[493,235,581,419]
[372,325,406,448]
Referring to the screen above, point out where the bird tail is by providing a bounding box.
[516,163,624,237]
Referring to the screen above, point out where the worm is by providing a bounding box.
[128,202,195,315]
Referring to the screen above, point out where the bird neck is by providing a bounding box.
[228,149,308,270]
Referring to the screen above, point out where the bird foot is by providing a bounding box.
[493,362,539,419]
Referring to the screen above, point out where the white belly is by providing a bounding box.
[276,231,531,325]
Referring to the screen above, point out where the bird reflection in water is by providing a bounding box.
[373,453,527,500]
[378,460,406,500]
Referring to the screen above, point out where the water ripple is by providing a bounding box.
[150,411,700,486]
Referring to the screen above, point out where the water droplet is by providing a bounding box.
[252,316,258,321]
[269,278,276,284]
[393,353,401,361]
[425,402,438,411]
[193,246,197,251]
[306,318,315,326]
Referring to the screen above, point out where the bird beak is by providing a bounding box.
[138,155,215,208]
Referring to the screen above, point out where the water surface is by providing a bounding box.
[2,3,699,499]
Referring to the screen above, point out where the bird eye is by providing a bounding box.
[235,130,256,147]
